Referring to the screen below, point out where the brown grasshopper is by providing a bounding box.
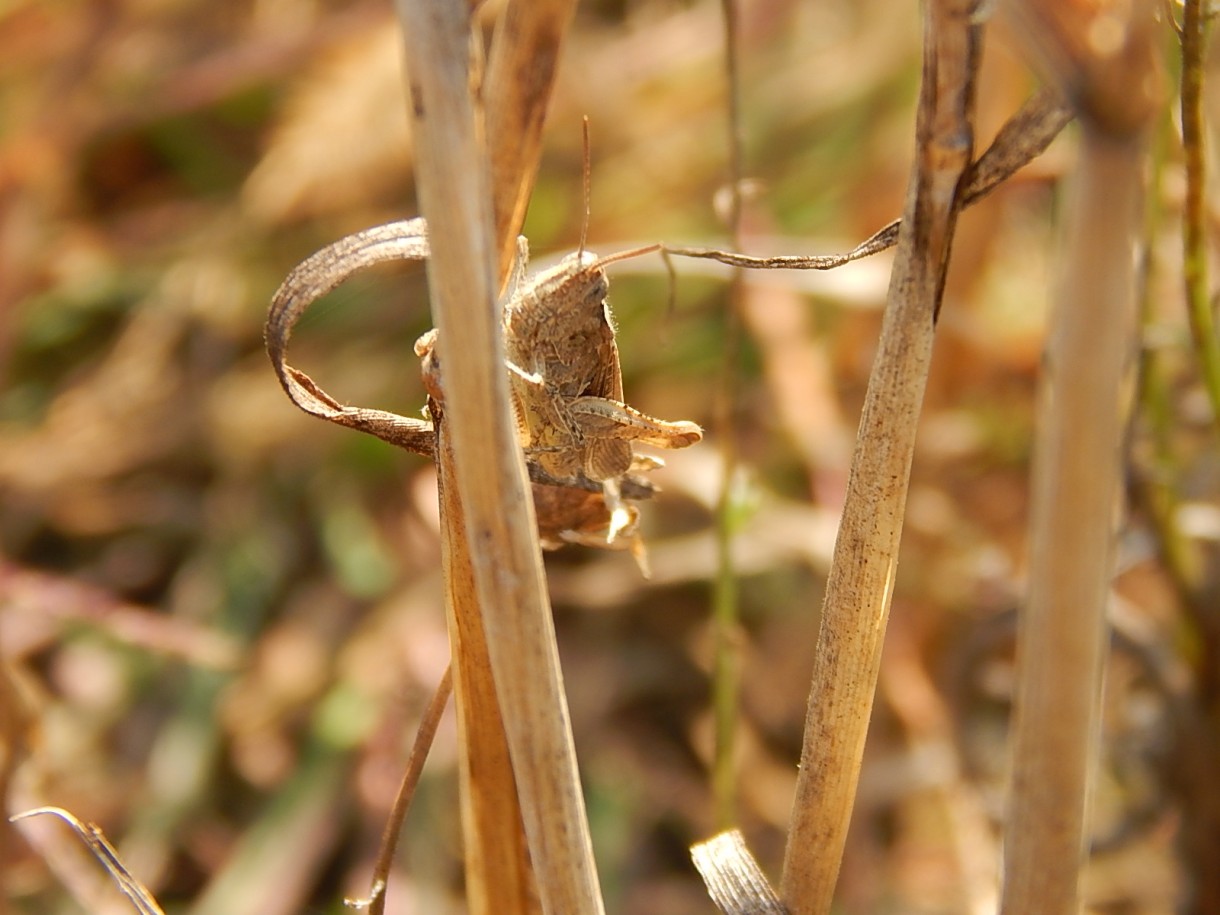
[503,242,700,533]
[503,245,701,479]
[267,218,701,565]
[420,237,702,548]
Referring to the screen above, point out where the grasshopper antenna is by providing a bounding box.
[593,243,662,270]
[579,116,591,261]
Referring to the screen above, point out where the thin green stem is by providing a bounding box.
[1181,0,1220,435]
[1140,109,1202,595]
[712,0,745,830]
[1150,52,1220,715]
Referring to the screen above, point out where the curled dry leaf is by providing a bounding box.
[265,218,437,457]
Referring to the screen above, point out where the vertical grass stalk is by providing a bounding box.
[1180,0,1220,435]
[779,3,979,912]
[712,0,746,832]
[395,3,604,913]
[999,130,1144,915]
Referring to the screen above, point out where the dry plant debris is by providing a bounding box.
[2,1,1215,913]
[692,829,788,915]
[9,808,165,915]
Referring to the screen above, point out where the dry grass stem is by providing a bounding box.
[348,666,453,915]
[711,0,746,831]
[435,451,539,915]
[1001,138,1146,915]
[395,3,603,915]
[997,2,1159,912]
[779,2,980,912]
[9,808,165,915]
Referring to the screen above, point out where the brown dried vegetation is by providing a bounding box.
[0,1,1216,914]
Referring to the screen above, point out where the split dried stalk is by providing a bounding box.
[485,0,579,288]
[779,2,979,913]
[435,455,538,915]
[395,5,603,915]
[266,220,667,912]
[996,2,1159,913]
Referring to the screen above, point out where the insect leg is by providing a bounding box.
[568,397,703,450]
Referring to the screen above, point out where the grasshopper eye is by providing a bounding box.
[588,273,610,303]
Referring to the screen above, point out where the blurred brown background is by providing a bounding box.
[0,1,1205,913]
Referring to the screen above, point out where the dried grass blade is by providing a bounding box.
[692,830,788,915]
[10,807,166,915]
[485,0,579,284]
